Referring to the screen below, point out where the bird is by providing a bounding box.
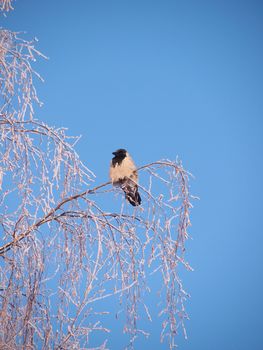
[110,148,141,206]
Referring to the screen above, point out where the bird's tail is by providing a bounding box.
[125,189,141,207]
[121,179,141,206]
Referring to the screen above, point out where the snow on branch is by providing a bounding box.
[0,26,196,350]
[0,0,14,13]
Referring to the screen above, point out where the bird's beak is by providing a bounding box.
[112,152,117,155]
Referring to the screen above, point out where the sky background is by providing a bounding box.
[3,0,263,349]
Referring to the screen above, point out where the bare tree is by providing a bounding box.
[0,4,195,350]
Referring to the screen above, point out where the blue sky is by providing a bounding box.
[3,0,263,349]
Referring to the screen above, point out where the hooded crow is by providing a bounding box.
[110,148,141,206]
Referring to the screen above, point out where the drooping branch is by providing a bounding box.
[0,18,195,350]
[0,160,191,257]
[0,180,111,256]
[0,0,14,13]
[0,150,194,348]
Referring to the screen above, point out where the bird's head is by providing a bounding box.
[112,148,127,157]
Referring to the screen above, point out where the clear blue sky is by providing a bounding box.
[3,0,263,349]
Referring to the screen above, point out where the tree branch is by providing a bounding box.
[0,180,111,256]
[0,160,189,257]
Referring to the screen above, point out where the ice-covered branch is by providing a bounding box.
[0,22,195,350]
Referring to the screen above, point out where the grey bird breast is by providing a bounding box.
[110,155,138,183]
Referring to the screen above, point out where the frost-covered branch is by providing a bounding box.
[0,16,195,350]
[0,0,14,13]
